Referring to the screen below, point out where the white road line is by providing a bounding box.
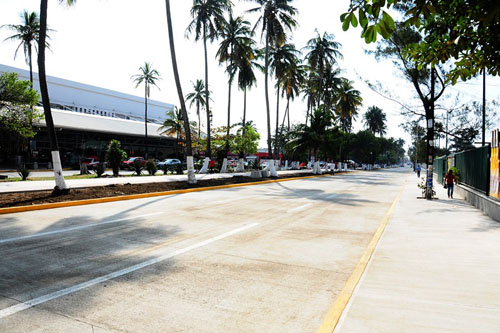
[0,212,163,245]
[0,222,259,319]
[288,203,312,213]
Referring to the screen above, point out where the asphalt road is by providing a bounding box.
[0,168,408,332]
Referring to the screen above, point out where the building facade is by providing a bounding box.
[0,64,178,168]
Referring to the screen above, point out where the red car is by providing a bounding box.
[122,157,145,170]
[80,156,100,170]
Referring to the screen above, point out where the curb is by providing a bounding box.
[0,173,333,215]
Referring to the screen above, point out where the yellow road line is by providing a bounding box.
[318,178,407,333]
[0,173,333,215]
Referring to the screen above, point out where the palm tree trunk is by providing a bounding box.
[165,0,195,183]
[28,44,33,84]
[274,85,280,159]
[318,62,324,106]
[197,102,201,144]
[226,69,232,155]
[264,30,272,159]
[242,88,247,136]
[287,96,290,130]
[144,83,149,159]
[203,25,211,158]
[38,0,68,192]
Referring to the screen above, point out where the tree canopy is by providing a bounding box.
[0,72,40,138]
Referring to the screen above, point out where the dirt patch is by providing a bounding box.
[0,172,326,208]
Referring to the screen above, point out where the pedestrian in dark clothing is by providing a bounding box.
[416,164,421,178]
[445,169,457,198]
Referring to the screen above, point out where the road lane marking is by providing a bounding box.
[0,212,163,245]
[0,222,259,319]
[289,203,313,213]
[318,178,407,333]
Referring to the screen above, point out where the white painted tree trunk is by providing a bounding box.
[199,157,210,174]
[284,160,288,170]
[220,158,228,173]
[269,160,278,177]
[51,151,68,190]
[187,156,197,184]
[236,158,245,172]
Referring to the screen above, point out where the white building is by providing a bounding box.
[0,64,178,167]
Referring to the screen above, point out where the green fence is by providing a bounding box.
[433,156,448,184]
[455,146,490,193]
[433,146,490,194]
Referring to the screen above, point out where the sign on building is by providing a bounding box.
[490,129,499,199]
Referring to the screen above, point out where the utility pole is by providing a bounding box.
[426,67,436,200]
[482,68,486,146]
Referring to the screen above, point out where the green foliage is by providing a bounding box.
[341,0,500,82]
[92,163,105,178]
[17,167,30,181]
[449,166,460,181]
[105,139,127,177]
[0,72,40,138]
[145,159,158,176]
[364,106,387,136]
[234,124,260,157]
[132,159,144,176]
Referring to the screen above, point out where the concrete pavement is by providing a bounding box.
[336,172,500,332]
[0,169,404,332]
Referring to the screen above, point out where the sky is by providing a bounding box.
[1,0,499,151]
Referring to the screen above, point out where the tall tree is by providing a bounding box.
[131,62,161,158]
[304,31,343,106]
[187,0,232,158]
[2,10,48,84]
[335,79,363,133]
[217,14,253,154]
[38,0,76,193]
[269,42,300,158]
[248,0,298,158]
[281,62,305,130]
[160,107,194,158]
[185,79,208,143]
[165,0,195,183]
[364,106,387,136]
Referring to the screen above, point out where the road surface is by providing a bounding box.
[0,168,408,332]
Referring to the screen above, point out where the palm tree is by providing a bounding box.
[38,0,76,193]
[269,42,300,158]
[217,14,253,153]
[159,107,194,158]
[364,106,387,136]
[186,79,208,142]
[131,62,161,158]
[281,62,305,130]
[248,0,298,157]
[336,79,363,133]
[304,31,342,106]
[2,10,49,84]
[186,0,232,158]
[165,0,195,183]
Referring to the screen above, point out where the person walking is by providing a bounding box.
[416,164,421,178]
[445,169,457,198]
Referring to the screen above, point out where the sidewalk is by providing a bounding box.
[0,169,318,193]
[336,173,500,332]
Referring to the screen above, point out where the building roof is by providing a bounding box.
[35,108,174,139]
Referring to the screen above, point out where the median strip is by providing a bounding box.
[0,173,333,215]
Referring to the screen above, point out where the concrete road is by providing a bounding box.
[0,168,407,332]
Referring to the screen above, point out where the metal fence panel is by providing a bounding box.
[433,156,447,184]
[455,146,489,193]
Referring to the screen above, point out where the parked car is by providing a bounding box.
[158,158,181,168]
[80,156,100,170]
[122,157,145,170]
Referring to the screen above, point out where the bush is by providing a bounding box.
[17,168,30,181]
[450,166,460,181]
[132,159,144,176]
[105,139,127,177]
[176,164,184,175]
[145,159,158,176]
[92,163,105,178]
